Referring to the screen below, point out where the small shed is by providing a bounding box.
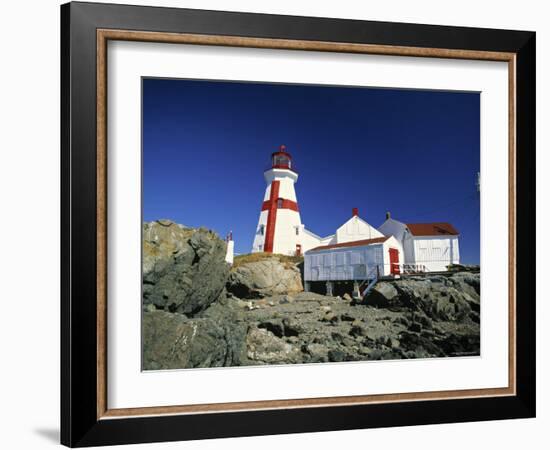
[379,216,460,272]
[404,223,460,272]
[304,235,403,296]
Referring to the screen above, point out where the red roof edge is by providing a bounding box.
[406,222,459,236]
[307,236,390,252]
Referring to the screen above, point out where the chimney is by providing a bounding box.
[386,211,391,220]
[352,207,359,217]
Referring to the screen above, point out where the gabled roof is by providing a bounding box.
[406,222,459,236]
[307,236,390,252]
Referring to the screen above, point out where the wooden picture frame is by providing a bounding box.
[61,1,535,447]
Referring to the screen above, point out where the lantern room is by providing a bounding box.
[271,145,294,170]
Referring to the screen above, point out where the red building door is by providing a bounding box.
[389,248,400,274]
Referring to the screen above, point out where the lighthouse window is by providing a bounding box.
[259,225,265,235]
[273,155,291,168]
[277,198,283,208]
[295,226,300,235]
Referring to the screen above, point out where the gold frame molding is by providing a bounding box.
[96,29,516,420]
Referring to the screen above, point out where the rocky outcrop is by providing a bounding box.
[142,306,247,370]
[235,284,480,364]
[448,263,481,273]
[365,273,480,323]
[142,220,229,315]
[140,220,480,369]
[246,327,303,365]
[227,257,303,299]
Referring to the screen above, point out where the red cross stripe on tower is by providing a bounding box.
[262,181,300,253]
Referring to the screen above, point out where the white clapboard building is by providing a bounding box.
[378,213,460,272]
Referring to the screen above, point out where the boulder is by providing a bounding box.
[142,220,229,315]
[398,332,445,358]
[246,327,302,364]
[328,349,346,362]
[350,324,368,338]
[438,333,481,356]
[449,272,480,299]
[365,282,399,307]
[305,343,329,362]
[142,310,247,370]
[448,263,480,272]
[364,274,480,323]
[227,257,303,299]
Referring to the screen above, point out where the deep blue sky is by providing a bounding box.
[143,78,480,263]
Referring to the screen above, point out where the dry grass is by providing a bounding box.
[232,252,303,269]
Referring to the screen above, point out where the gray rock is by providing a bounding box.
[142,221,229,315]
[365,282,399,307]
[365,274,480,323]
[142,310,247,370]
[246,327,302,364]
[328,349,346,362]
[340,312,356,322]
[227,257,303,299]
[350,324,368,338]
[448,263,480,273]
[305,343,329,362]
[258,319,285,337]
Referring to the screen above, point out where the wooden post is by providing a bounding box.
[353,281,360,299]
[326,281,333,297]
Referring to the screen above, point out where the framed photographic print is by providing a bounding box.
[60,1,536,447]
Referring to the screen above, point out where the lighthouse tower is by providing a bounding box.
[252,145,304,256]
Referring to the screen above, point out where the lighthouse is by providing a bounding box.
[252,145,304,256]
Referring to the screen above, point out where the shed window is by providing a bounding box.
[350,252,362,264]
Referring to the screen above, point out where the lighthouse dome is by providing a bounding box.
[271,144,293,170]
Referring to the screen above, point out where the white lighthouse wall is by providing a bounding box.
[336,216,385,244]
[411,235,460,271]
[262,183,272,201]
[276,178,299,202]
[262,174,299,202]
[264,169,298,191]
[251,210,268,253]
[271,209,303,255]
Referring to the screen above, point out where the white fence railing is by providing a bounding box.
[401,263,428,274]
